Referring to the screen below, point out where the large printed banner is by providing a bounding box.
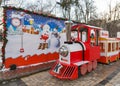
[5,9,66,68]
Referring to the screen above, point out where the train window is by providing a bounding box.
[99,43,105,52]
[119,42,120,50]
[112,43,115,51]
[90,30,95,39]
[82,31,87,42]
[71,30,78,41]
[108,43,111,52]
[96,30,99,46]
[80,28,88,42]
[116,42,119,50]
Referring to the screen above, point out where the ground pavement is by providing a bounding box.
[1,60,120,86]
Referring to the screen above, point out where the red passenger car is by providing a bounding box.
[116,32,120,61]
[98,37,119,64]
[50,21,101,80]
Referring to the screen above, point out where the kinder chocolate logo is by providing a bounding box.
[102,32,108,37]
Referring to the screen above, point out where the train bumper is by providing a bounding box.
[49,60,78,80]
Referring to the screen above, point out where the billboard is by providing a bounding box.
[4,8,66,68]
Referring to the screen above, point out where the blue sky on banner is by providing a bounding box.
[6,9,65,32]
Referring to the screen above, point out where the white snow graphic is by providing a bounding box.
[5,33,66,59]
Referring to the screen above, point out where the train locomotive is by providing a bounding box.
[49,21,101,80]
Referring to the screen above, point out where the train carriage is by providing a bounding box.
[117,32,120,59]
[98,37,119,64]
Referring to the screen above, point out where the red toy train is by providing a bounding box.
[49,21,120,80]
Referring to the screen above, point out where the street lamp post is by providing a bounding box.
[20,31,24,53]
[20,17,24,53]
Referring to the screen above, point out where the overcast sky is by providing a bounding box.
[2,0,120,15]
[94,0,120,13]
[35,0,120,13]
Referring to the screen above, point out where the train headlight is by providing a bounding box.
[59,45,69,57]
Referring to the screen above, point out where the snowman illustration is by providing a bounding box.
[38,24,50,50]
[49,27,60,48]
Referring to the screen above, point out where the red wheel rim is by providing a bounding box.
[92,60,97,70]
[87,62,92,72]
[80,64,87,75]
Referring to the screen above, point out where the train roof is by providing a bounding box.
[85,24,103,29]
[72,24,103,30]
[99,37,119,41]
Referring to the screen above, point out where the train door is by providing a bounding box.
[0,42,2,68]
[89,29,100,61]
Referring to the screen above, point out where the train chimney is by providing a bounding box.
[65,21,73,42]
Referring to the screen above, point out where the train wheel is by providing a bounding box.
[107,60,110,64]
[80,64,87,75]
[118,57,120,60]
[87,62,92,72]
[116,57,119,61]
[92,60,97,70]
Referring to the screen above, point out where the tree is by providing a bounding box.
[57,0,97,23]
[106,0,120,22]
[113,3,120,21]
[105,1,120,37]
[73,0,97,23]
[57,0,75,20]
[24,0,53,13]
[0,0,2,5]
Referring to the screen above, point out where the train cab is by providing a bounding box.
[71,24,101,62]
